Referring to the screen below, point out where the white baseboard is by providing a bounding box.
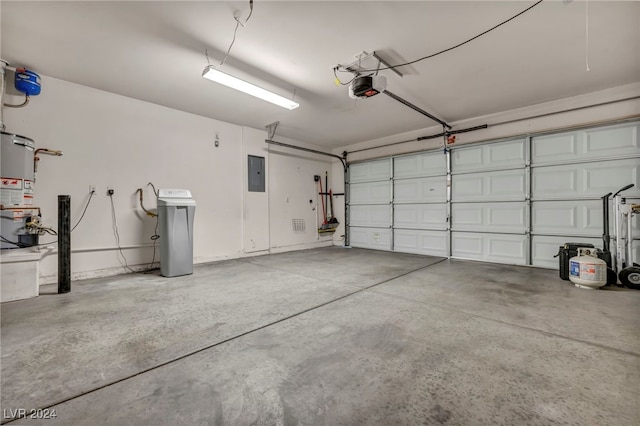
[39,240,336,285]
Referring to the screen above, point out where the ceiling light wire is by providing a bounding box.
[337,0,544,74]
[219,20,241,67]
[219,0,254,67]
[333,67,357,86]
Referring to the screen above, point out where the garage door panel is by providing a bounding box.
[452,169,526,202]
[452,232,527,264]
[532,122,640,165]
[394,176,446,203]
[452,233,483,257]
[452,202,526,233]
[532,238,638,270]
[349,181,391,205]
[349,159,391,183]
[532,134,578,164]
[531,235,601,269]
[349,227,392,250]
[532,158,640,200]
[531,237,640,272]
[394,229,447,256]
[452,138,525,173]
[394,152,446,179]
[394,203,448,230]
[586,124,639,156]
[349,205,391,228]
[532,201,602,237]
[585,162,638,195]
[531,168,577,199]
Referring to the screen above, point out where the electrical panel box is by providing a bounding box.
[248,155,265,192]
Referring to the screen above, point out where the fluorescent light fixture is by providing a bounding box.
[202,66,299,110]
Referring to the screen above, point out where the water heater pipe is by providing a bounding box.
[0,60,7,131]
[4,94,30,108]
[34,148,64,182]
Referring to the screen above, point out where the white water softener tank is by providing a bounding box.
[569,247,607,289]
[157,189,196,277]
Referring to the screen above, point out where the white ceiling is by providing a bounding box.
[2,1,639,148]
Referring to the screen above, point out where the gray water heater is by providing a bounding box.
[1,131,35,204]
[1,131,37,249]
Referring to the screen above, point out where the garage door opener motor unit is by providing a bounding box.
[348,75,387,99]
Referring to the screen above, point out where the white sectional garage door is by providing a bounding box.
[450,138,528,265]
[530,122,640,268]
[393,151,448,256]
[348,159,392,250]
[348,120,640,268]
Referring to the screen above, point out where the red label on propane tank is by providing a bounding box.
[581,264,596,278]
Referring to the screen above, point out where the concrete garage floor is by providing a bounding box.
[1,247,639,425]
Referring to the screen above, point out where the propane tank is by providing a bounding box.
[569,247,607,289]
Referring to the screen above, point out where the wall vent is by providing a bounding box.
[292,219,305,232]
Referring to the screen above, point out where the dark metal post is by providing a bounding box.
[602,192,612,253]
[325,172,328,221]
[344,162,349,247]
[58,195,71,293]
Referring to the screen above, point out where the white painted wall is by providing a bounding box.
[242,126,270,254]
[266,136,335,251]
[241,128,335,252]
[3,75,332,283]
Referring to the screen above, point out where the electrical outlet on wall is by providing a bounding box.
[89,185,96,193]
[107,188,114,196]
